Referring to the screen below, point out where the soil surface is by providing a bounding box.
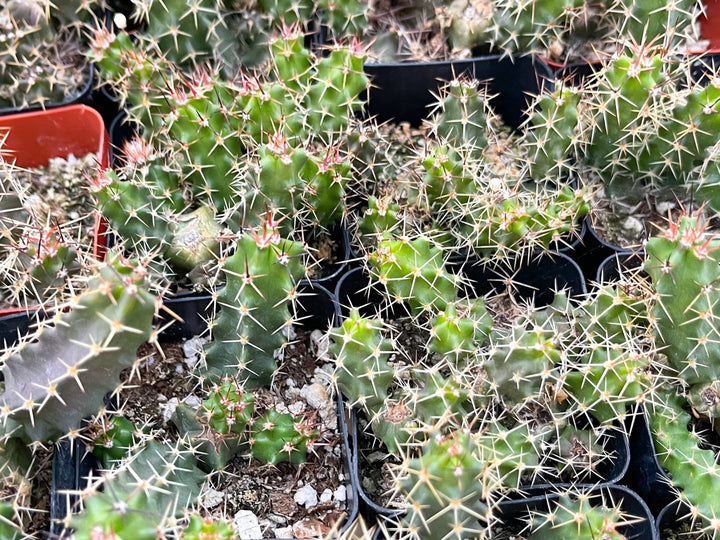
[80,327,350,539]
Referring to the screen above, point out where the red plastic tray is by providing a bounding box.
[0,104,110,315]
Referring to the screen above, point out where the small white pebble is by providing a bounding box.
[310,329,329,358]
[234,510,262,540]
[656,201,676,215]
[294,484,318,509]
[201,488,224,509]
[274,526,293,539]
[300,383,328,410]
[622,216,644,236]
[162,398,179,424]
[320,488,332,504]
[333,485,346,502]
[182,337,206,369]
[288,401,305,416]
[183,395,202,410]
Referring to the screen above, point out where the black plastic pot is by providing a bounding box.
[0,63,94,117]
[568,217,632,288]
[595,250,646,284]
[364,54,553,129]
[622,410,677,518]
[370,480,656,539]
[656,500,706,539]
[496,484,658,540]
[48,282,359,538]
[336,251,587,321]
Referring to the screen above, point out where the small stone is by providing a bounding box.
[182,337,206,369]
[202,488,224,509]
[274,402,289,415]
[175,364,184,374]
[162,398,179,424]
[233,510,262,540]
[267,513,287,524]
[656,201,676,215]
[288,401,305,416]
[293,484,318,509]
[183,395,202,410]
[310,329,328,358]
[319,488,332,504]
[622,216,644,236]
[286,377,296,388]
[300,383,328,410]
[333,485,346,503]
[274,526,294,539]
[366,451,386,464]
[292,518,330,539]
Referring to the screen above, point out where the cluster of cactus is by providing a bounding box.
[489,0,698,59]
[68,436,207,540]
[329,232,650,538]
[91,23,368,285]
[0,135,98,310]
[171,377,319,470]
[523,45,720,212]
[0,0,96,110]
[526,490,633,539]
[641,211,720,534]
[0,252,156,536]
[355,76,591,262]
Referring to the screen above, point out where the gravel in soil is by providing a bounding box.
[590,186,720,249]
[87,327,349,539]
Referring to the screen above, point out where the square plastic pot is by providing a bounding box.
[48,282,359,539]
[0,104,110,317]
[363,54,553,130]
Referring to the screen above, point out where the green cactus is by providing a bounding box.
[368,235,462,317]
[650,391,720,536]
[527,492,630,539]
[396,431,489,540]
[427,77,498,148]
[609,0,696,48]
[182,514,236,539]
[250,408,318,466]
[0,1,91,110]
[329,310,396,416]
[202,213,307,387]
[0,253,156,444]
[645,212,720,388]
[88,415,145,469]
[69,437,207,540]
[490,0,587,57]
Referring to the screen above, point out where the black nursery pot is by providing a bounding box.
[0,63,94,117]
[335,254,632,520]
[363,54,553,129]
[595,250,646,284]
[656,500,707,539]
[622,410,681,518]
[49,282,359,539]
[496,484,658,540]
